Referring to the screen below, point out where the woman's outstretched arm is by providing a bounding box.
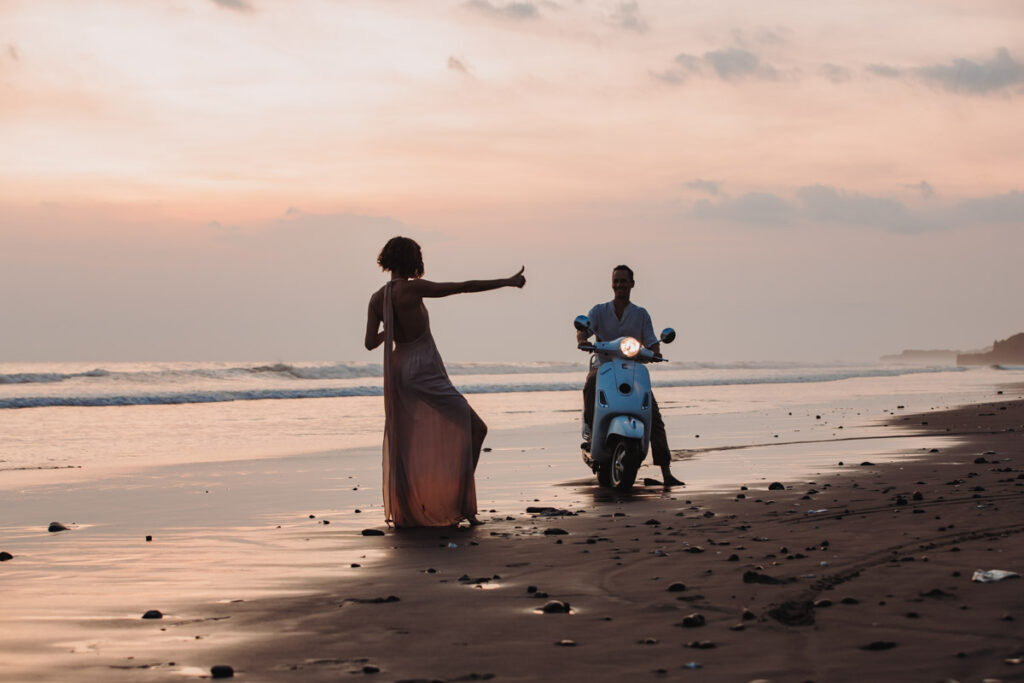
[410,266,526,298]
[364,292,385,350]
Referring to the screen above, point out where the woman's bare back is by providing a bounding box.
[370,280,429,344]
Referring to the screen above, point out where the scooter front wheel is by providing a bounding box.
[608,437,641,491]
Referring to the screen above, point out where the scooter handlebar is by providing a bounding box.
[636,348,668,363]
[577,342,668,362]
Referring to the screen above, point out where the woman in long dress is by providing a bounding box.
[364,237,526,528]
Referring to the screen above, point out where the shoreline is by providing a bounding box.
[2,389,1023,681]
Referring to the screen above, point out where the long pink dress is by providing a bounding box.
[382,281,479,527]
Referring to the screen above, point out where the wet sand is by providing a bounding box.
[3,392,1024,682]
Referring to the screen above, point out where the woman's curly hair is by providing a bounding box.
[377,236,424,279]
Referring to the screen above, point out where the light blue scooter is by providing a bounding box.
[575,315,675,490]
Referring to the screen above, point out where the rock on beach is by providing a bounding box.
[540,600,571,614]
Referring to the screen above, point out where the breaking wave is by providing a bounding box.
[0,365,965,409]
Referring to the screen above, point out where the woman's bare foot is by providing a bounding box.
[466,515,486,526]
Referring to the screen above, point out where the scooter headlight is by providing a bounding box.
[619,337,641,358]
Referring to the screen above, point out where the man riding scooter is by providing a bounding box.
[577,265,684,487]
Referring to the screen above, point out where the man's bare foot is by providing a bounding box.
[660,466,685,487]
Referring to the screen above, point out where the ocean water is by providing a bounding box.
[0,359,1017,483]
[0,359,972,408]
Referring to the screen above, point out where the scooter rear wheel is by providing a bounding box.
[609,438,641,491]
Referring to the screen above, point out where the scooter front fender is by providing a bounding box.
[605,415,645,443]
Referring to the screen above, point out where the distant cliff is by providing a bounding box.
[957,333,1024,365]
[880,349,958,364]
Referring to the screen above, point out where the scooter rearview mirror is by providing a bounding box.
[660,328,676,344]
[574,315,593,335]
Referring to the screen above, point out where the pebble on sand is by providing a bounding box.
[345,595,400,604]
[679,613,706,628]
[767,600,815,626]
[0,551,13,561]
[543,528,569,535]
[141,610,163,619]
[742,571,790,585]
[540,600,571,614]
[361,529,386,536]
[860,641,897,651]
[555,639,576,647]
[666,582,687,592]
[48,522,69,533]
[210,664,234,678]
[768,482,785,491]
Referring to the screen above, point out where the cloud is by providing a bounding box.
[706,48,778,80]
[866,63,902,79]
[672,53,701,71]
[950,190,1024,224]
[609,2,648,34]
[796,185,916,232]
[463,1,540,21]
[691,192,796,226]
[0,206,428,360]
[731,28,787,48]
[918,47,1024,94]
[660,47,780,84]
[685,179,721,195]
[447,56,471,74]
[688,186,1024,233]
[211,0,253,11]
[821,63,851,83]
[867,48,1024,95]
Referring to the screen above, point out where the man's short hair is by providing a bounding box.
[613,264,634,281]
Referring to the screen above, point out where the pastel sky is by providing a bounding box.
[1,0,1022,362]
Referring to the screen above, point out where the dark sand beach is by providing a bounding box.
[3,390,1023,682]
[196,396,1024,682]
